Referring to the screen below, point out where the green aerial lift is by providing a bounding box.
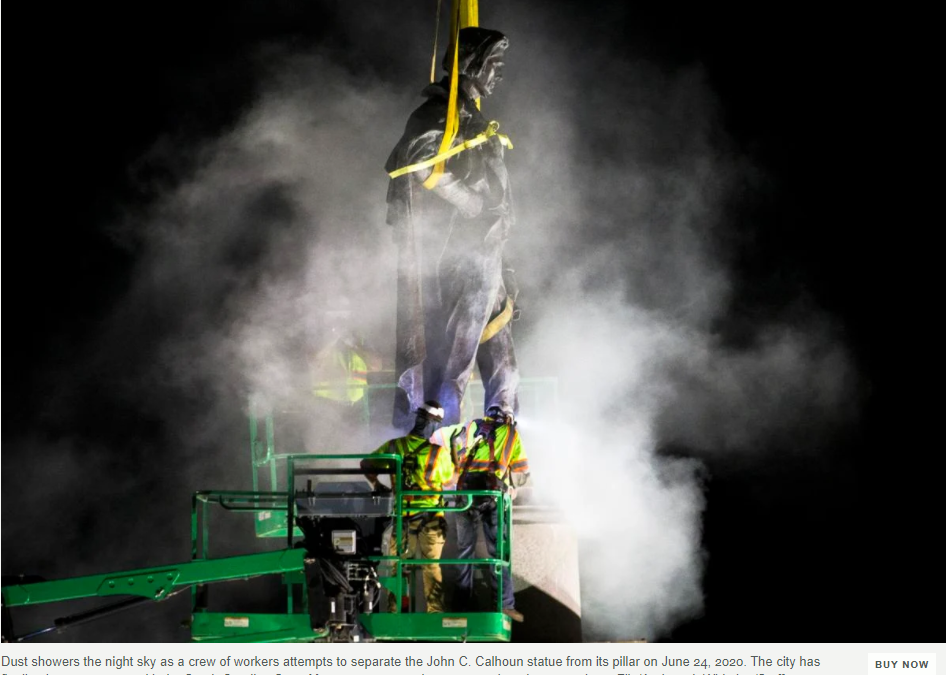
[2,370,556,643]
[2,451,514,643]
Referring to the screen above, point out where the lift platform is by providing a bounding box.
[246,376,558,539]
[1,453,514,643]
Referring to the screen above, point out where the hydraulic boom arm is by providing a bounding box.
[2,549,305,607]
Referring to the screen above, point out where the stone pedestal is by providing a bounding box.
[508,503,582,642]
[442,495,582,642]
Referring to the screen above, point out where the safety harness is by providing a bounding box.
[459,420,517,493]
[390,438,446,522]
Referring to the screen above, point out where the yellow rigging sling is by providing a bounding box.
[389,0,515,342]
[387,0,511,184]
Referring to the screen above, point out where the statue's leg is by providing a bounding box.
[476,297,520,417]
[423,280,448,412]
[437,249,502,425]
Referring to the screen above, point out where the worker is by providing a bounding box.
[302,306,382,453]
[361,401,455,613]
[385,27,520,430]
[308,308,381,405]
[450,406,529,622]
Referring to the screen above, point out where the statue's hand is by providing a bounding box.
[432,178,483,218]
[457,192,484,219]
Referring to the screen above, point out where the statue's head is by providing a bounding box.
[443,27,509,98]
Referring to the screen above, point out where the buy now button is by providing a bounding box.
[869,653,936,674]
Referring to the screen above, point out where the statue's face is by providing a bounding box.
[475,52,505,97]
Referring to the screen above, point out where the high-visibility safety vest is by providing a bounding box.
[369,435,455,516]
[435,419,528,489]
[311,347,368,404]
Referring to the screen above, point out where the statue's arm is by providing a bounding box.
[405,131,484,218]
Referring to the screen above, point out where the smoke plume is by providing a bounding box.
[2,3,858,642]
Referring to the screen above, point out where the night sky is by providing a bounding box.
[2,2,930,643]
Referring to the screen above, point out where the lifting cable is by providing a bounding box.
[420,0,462,189]
[429,0,442,84]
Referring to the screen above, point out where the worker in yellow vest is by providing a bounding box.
[301,308,382,453]
[443,406,528,622]
[310,344,369,404]
[308,308,377,405]
[361,401,455,613]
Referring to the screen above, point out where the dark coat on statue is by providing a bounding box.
[385,31,519,429]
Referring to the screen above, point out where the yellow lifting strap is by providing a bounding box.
[418,0,500,189]
[421,0,461,189]
[388,121,512,179]
[459,0,478,29]
[479,298,514,344]
[463,0,482,111]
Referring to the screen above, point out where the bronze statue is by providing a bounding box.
[386,27,519,429]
